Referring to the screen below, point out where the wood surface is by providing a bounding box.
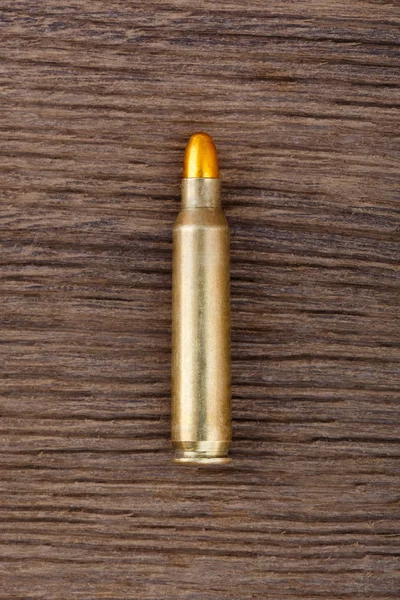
[1,1,399,598]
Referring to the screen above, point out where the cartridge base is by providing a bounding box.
[172,441,231,466]
[174,457,232,466]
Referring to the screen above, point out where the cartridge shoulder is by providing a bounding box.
[174,208,228,230]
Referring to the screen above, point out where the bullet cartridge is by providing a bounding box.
[171,133,231,465]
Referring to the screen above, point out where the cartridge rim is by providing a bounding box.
[173,456,232,466]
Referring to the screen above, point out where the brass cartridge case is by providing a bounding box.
[171,134,231,465]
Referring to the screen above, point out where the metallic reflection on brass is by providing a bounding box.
[172,134,231,465]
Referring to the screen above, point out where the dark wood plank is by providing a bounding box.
[0,1,399,598]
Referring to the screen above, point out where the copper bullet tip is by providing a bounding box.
[183,132,219,179]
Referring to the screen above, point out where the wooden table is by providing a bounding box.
[1,2,399,598]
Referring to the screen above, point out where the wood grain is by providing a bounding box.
[0,1,399,598]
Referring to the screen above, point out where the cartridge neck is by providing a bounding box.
[181,178,221,209]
